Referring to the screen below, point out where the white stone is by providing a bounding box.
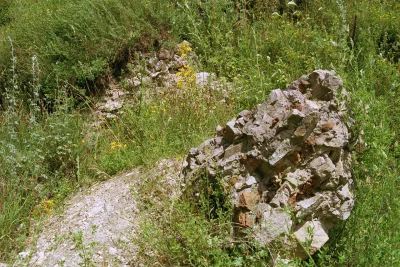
[127,77,141,87]
[256,207,292,245]
[338,184,352,200]
[294,220,329,253]
[109,247,118,255]
[305,99,320,111]
[245,176,257,186]
[234,182,244,190]
[268,89,287,104]
[155,60,165,72]
[18,250,30,260]
[103,100,123,112]
[340,199,354,220]
[196,72,211,86]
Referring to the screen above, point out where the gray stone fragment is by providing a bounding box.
[255,206,292,245]
[269,139,292,166]
[305,99,320,112]
[295,194,324,216]
[268,89,287,104]
[245,176,257,186]
[283,89,305,103]
[150,71,162,79]
[195,153,206,164]
[238,110,253,120]
[287,109,305,124]
[224,143,243,159]
[338,184,352,200]
[294,220,329,259]
[158,49,172,60]
[189,148,199,156]
[224,119,242,143]
[155,60,165,72]
[212,146,224,159]
[308,156,335,181]
[270,187,290,208]
[309,70,342,101]
[127,77,141,87]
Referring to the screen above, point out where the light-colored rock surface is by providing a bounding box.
[182,70,355,259]
[294,220,330,258]
[19,159,183,267]
[26,171,140,267]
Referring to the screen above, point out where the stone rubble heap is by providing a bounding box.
[182,70,354,259]
[94,41,230,121]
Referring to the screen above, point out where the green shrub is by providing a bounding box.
[0,99,85,259]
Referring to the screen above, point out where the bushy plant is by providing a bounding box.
[0,99,86,259]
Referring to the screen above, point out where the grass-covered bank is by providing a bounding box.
[1,0,400,265]
[0,0,173,103]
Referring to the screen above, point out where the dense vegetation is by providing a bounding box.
[0,0,399,265]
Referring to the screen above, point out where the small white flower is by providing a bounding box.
[288,1,297,7]
[272,12,280,18]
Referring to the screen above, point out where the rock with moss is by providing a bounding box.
[182,70,354,259]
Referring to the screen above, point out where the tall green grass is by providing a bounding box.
[0,98,85,259]
[0,0,399,265]
[0,0,172,103]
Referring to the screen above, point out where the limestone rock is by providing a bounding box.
[182,70,354,260]
[293,220,330,259]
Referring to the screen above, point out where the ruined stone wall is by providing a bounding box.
[182,70,354,259]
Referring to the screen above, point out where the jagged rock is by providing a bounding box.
[170,54,187,70]
[293,220,329,258]
[127,77,141,88]
[158,48,172,60]
[103,99,123,112]
[182,70,354,260]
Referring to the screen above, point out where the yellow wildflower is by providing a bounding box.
[32,199,56,216]
[111,141,123,150]
[176,65,196,89]
[178,41,192,57]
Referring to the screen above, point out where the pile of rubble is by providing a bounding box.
[182,70,354,259]
[94,41,229,121]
